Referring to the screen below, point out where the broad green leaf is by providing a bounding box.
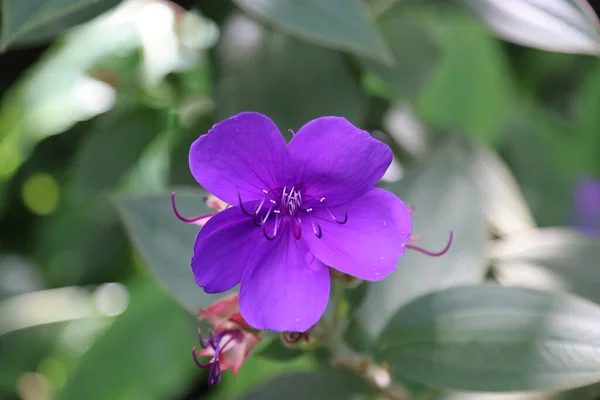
[232,0,392,64]
[215,13,367,133]
[417,9,515,144]
[359,4,441,102]
[355,139,487,343]
[235,370,376,400]
[114,191,219,314]
[458,0,600,55]
[490,228,600,305]
[0,0,121,49]
[57,280,198,400]
[376,284,600,392]
[468,144,536,237]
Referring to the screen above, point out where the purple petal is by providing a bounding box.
[192,205,264,293]
[239,224,330,332]
[189,112,291,205]
[288,117,392,206]
[303,188,411,281]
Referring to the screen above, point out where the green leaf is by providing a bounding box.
[57,280,197,400]
[355,139,487,343]
[376,283,600,392]
[458,0,600,55]
[235,370,376,400]
[491,228,600,305]
[1,0,121,49]
[114,191,221,314]
[359,4,441,102]
[417,9,515,144]
[232,0,392,64]
[215,12,367,132]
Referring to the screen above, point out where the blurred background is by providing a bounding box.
[1,0,600,399]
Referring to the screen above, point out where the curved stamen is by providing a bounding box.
[320,197,348,224]
[254,190,268,215]
[264,211,280,240]
[306,208,322,238]
[290,216,302,240]
[236,189,255,216]
[406,230,454,257]
[172,192,216,223]
[197,328,210,349]
[192,347,213,368]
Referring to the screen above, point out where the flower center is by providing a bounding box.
[237,186,348,241]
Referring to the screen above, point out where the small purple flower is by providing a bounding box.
[182,112,428,332]
[573,176,600,237]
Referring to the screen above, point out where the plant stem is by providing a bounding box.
[325,281,413,400]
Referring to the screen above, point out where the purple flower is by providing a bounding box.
[184,112,413,332]
[573,176,600,237]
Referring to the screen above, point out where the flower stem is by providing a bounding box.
[326,281,413,400]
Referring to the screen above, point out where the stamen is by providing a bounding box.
[237,188,254,216]
[197,327,210,349]
[264,211,280,240]
[192,347,213,368]
[254,190,269,215]
[306,208,322,238]
[172,192,216,223]
[406,230,453,257]
[289,129,296,136]
[260,201,277,225]
[320,197,348,224]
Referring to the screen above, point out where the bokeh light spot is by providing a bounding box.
[22,173,60,216]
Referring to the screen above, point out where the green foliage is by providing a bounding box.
[376,284,600,392]
[232,0,393,64]
[1,0,121,49]
[2,0,600,399]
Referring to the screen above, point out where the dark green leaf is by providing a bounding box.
[232,0,392,64]
[491,228,600,305]
[215,13,367,133]
[1,0,121,49]
[359,5,441,102]
[458,0,600,55]
[57,280,197,400]
[355,139,487,343]
[235,370,376,400]
[376,284,600,392]
[114,191,221,314]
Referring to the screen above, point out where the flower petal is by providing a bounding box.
[192,205,264,293]
[288,117,392,206]
[303,188,412,281]
[239,226,330,332]
[189,112,291,204]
